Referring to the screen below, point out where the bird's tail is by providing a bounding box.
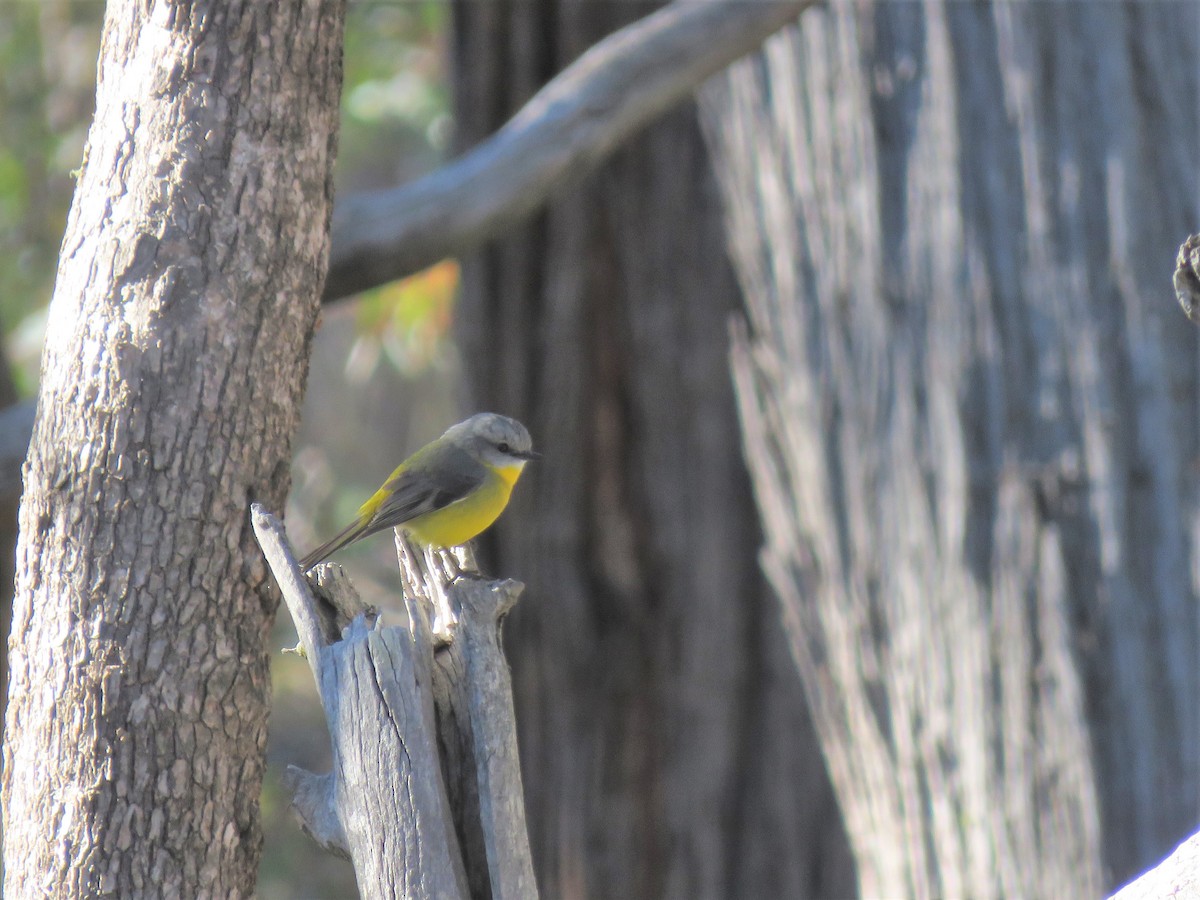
[298,516,373,571]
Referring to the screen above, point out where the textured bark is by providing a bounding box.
[2,1,345,896]
[702,1,1199,895]
[397,542,539,900]
[452,3,854,898]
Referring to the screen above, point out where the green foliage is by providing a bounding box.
[338,1,451,191]
[0,0,455,397]
[0,1,100,392]
[345,1,448,130]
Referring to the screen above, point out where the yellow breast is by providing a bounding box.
[491,463,527,487]
[403,464,524,548]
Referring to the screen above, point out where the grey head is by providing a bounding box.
[446,412,539,468]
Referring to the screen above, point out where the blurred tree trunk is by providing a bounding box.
[702,2,1199,895]
[1,0,344,895]
[452,3,854,898]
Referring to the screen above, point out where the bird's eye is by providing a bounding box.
[497,442,511,454]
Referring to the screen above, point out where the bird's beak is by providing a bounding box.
[516,449,542,461]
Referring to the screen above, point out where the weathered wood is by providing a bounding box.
[305,564,379,647]
[256,506,537,899]
[253,505,469,900]
[282,769,347,859]
[397,538,539,900]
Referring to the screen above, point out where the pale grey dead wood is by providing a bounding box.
[397,537,539,900]
[252,505,324,681]
[399,539,491,899]
[306,563,380,645]
[397,535,474,643]
[453,578,535,900]
[323,0,814,300]
[323,621,469,899]
[282,768,348,858]
[251,504,469,899]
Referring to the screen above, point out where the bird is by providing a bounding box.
[298,412,538,571]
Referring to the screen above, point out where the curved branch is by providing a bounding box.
[323,0,812,301]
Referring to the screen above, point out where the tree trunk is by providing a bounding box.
[452,3,855,898]
[2,1,345,895]
[702,1,1199,895]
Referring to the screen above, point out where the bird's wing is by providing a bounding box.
[299,444,484,571]
[365,443,485,532]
